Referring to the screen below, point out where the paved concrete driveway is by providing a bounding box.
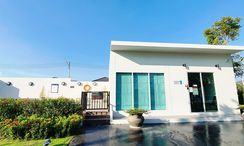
[70,121,244,146]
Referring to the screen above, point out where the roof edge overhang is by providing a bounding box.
[110,41,244,54]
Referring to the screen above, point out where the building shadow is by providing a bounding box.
[116,51,231,67]
[0,80,19,98]
[192,122,221,146]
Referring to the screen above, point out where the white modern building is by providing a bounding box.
[109,41,244,123]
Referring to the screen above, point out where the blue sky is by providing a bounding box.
[0,0,244,80]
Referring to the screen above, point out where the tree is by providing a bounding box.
[204,16,241,45]
[232,54,244,77]
[204,16,243,77]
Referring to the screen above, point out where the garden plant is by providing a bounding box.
[0,97,83,140]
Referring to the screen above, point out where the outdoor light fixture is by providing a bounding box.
[92,82,97,86]
[6,81,12,86]
[215,64,221,69]
[61,82,66,86]
[77,82,82,86]
[182,64,188,68]
[29,82,34,86]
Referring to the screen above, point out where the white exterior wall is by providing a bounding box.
[109,51,240,123]
[0,77,109,100]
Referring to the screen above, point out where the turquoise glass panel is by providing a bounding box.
[150,73,166,110]
[116,73,132,110]
[133,73,150,110]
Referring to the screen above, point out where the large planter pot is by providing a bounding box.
[128,114,144,128]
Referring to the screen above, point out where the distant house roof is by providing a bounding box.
[236,80,244,84]
[93,77,109,82]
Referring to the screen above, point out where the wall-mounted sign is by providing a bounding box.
[92,92,103,100]
[174,80,182,85]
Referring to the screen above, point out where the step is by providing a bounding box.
[85,115,110,119]
[85,109,109,112]
[83,118,110,126]
[84,112,110,116]
[84,118,110,121]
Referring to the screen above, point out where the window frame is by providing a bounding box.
[187,72,218,113]
[51,84,59,93]
[115,72,166,111]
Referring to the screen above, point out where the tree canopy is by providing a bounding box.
[204,16,241,45]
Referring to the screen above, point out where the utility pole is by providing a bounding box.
[66,60,71,78]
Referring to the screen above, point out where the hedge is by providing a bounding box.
[237,84,244,103]
[0,97,83,139]
[0,114,83,139]
[0,97,82,120]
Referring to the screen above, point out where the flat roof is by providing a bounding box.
[111,41,244,54]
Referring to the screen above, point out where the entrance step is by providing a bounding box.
[83,110,110,126]
[84,111,109,116]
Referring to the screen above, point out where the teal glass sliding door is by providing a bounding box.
[150,73,166,110]
[202,73,218,111]
[116,73,132,110]
[133,73,150,110]
[188,72,218,112]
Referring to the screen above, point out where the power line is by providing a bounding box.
[66,60,71,78]
[0,62,107,69]
[0,63,66,69]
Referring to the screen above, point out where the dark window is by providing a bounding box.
[202,73,218,112]
[92,92,103,100]
[188,73,204,112]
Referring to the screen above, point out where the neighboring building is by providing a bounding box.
[0,77,109,100]
[236,80,244,84]
[109,41,244,123]
[93,77,109,82]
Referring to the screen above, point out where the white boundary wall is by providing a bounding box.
[0,77,109,100]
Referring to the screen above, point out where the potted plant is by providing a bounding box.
[126,108,147,128]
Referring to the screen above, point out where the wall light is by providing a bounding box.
[92,82,97,86]
[77,82,82,86]
[29,82,34,86]
[215,64,221,69]
[182,63,189,69]
[6,82,12,86]
[61,82,66,86]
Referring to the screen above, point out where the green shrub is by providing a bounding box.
[0,114,83,139]
[0,97,83,139]
[238,105,244,110]
[0,98,21,121]
[0,97,82,120]
[237,84,244,113]
[237,83,244,102]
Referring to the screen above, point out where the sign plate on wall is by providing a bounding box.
[174,80,182,85]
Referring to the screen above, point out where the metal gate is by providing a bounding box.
[81,91,109,111]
